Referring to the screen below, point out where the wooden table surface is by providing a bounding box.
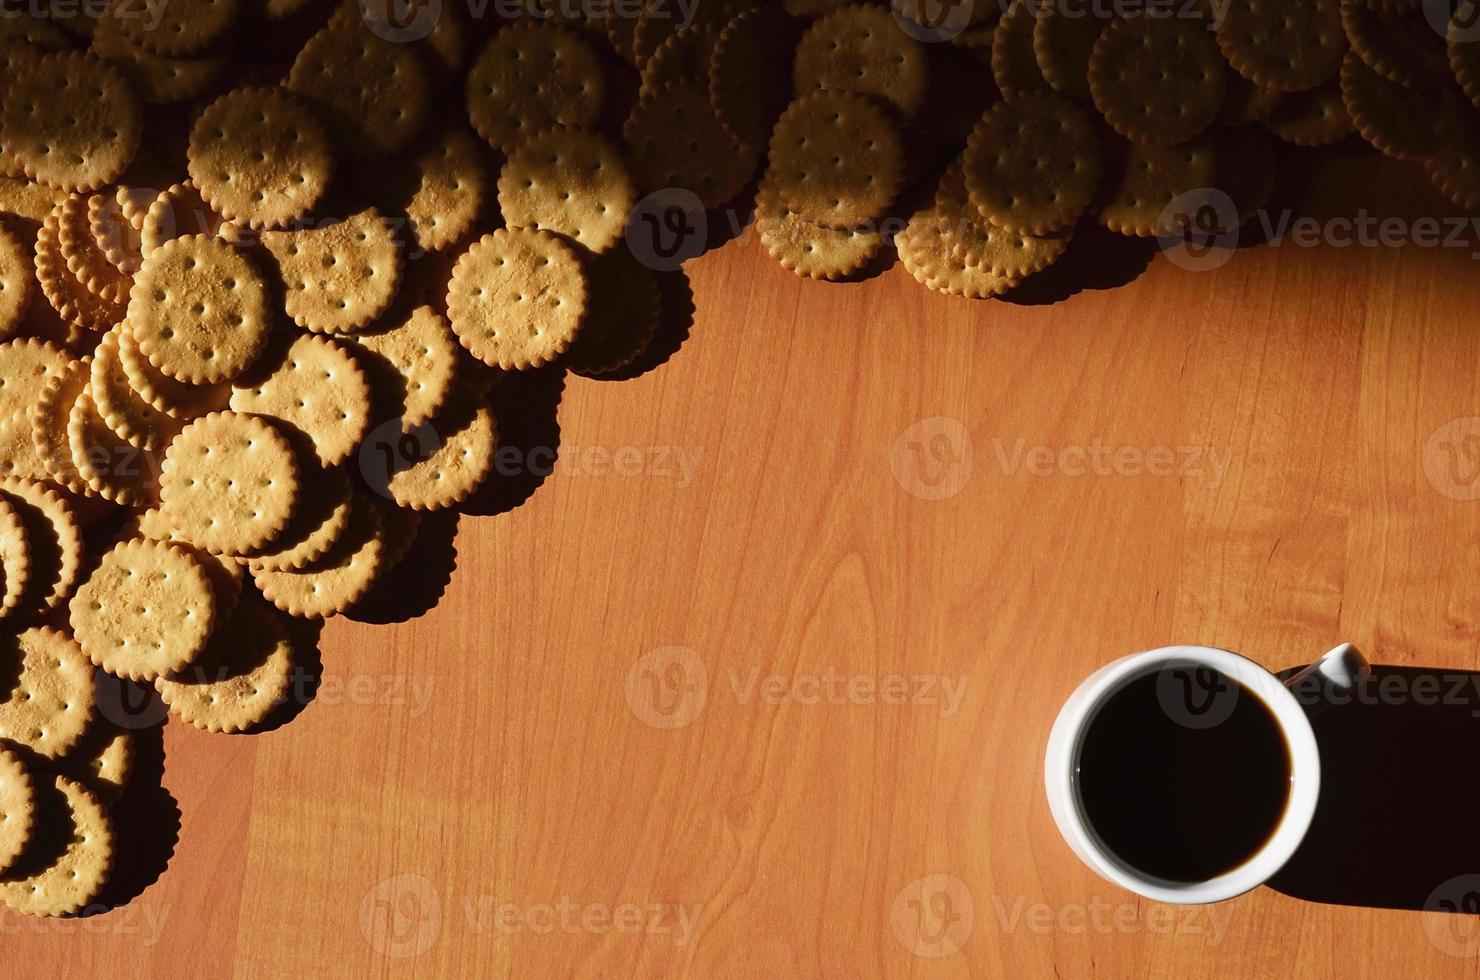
[11,144,1480,978]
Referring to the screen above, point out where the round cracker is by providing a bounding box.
[160,411,301,556]
[131,505,244,621]
[342,304,459,430]
[447,228,588,370]
[0,746,33,876]
[127,234,273,384]
[1341,1,1450,88]
[0,477,82,612]
[961,91,1102,235]
[90,19,227,104]
[29,356,92,494]
[1340,51,1453,159]
[108,0,242,56]
[399,128,488,255]
[498,127,636,254]
[623,83,759,211]
[640,22,720,99]
[993,0,1053,99]
[156,597,294,733]
[896,207,1019,299]
[68,388,162,507]
[229,333,372,467]
[0,50,141,193]
[1215,0,1347,93]
[243,464,352,573]
[1096,133,1221,237]
[253,491,386,619]
[793,4,929,117]
[711,8,806,149]
[0,627,94,758]
[0,493,30,620]
[117,322,231,421]
[90,325,184,451]
[0,221,34,341]
[140,180,242,258]
[189,87,334,231]
[262,207,403,334]
[1089,14,1227,146]
[57,192,132,307]
[285,21,429,159]
[0,176,66,226]
[87,191,144,276]
[465,23,604,153]
[69,538,217,680]
[1033,0,1109,100]
[384,382,497,511]
[935,158,1072,280]
[34,212,125,333]
[0,774,111,917]
[754,178,884,281]
[767,91,903,229]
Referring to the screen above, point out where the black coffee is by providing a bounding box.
[1075,668,1292,883]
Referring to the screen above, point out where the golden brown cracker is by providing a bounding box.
[1216,0,1347,93]
[624,83,759,211]
[262,207,403,335]
[155,596,294,733]
[0,774,111,917]
[767,91,903,228]
[286,20,430,159]
[498,127,636,254]
[754,178,885,281]
[961,91,1101,235]
[0,627,94,758]
[447,228,588,370]
[253,490,386,619]
[466,23,604,152]
[1089,13,1227,146]
[793,4,929,117]
[229,333,372,467]
[0,477,82,612]
[342,304,459,430]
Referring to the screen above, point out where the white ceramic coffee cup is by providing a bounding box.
[1043,643,1368,905]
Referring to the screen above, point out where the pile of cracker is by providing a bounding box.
[0,0,1475,920]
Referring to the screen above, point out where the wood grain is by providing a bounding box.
[10,146,1480,977]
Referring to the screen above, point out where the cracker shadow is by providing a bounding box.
[345,511,459,624]
[86,723,178,915]
[250,616,326,734]
[600,266,696,381]
[998,221,1159,306]
[459,364,566,517]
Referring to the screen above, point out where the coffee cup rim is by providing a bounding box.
[1044,646,1321,905]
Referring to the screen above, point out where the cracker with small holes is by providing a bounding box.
[88,191,145,276]
[47,717,132,807]
[1451,10,1480,109]
[565,247,662,372]
[0,492,31,620]
[640,22,721,99]
[935,159,1071,281]
[1340,51,1453,160]
[69,537,216,680]
[336,0,468,83]
[127,234,273,384]
[286,20,430,160]
[0,221,35,340]
[90,18,227,104]
[994,0,1053,99]
[140,181,243,258]
[1089,14,1228,146]
[896,206,1019,299]
[156,595,294,733]
[0,338,73,424]
[754,178,884,282]
[0,477,82,612]
[1263,76,1354,145]
[117,322,230,421]
[35,213,126,333]
[768,91,902,229]
[68,389,162,507]
[962,92,1101,236]
[343,304,460,429]
[1096,132,1220,236]
[57,193,132,307]
[132,504,244,619]
[90,326,183,452]
[30,356,93,495]
[0,774,110,917]
[244,464,352,573]
[253,490,386,619]
[1215,0,1347,93]
[385,381,497,511]
[794,4,929,118]
[189,88,334,231]
[106,0,242,56]
[0,627,94,758]
[465,23,604,153]
[1032,0,1108,100]
[498,128,637,255]
[229,333,371,468]
[1426,107,1480,209]
[624,83,759,210]
[711,8,807,149]
[262,207,403,335]
[0,176,66,227]
[0,50,141,193]
[0,746,33,876]
[447,228,588,371]
[160,411,301,556]
[1340,1,1449,88]
[397,128,488,255]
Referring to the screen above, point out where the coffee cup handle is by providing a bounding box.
[1282,643,1371,715]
